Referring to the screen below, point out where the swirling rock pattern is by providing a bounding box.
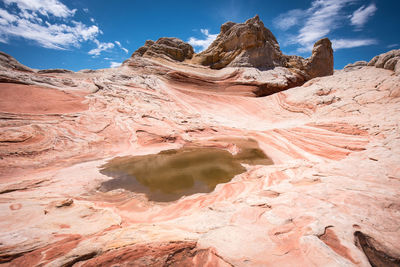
[0,47,399,265]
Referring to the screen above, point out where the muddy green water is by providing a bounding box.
[99,146,272,202]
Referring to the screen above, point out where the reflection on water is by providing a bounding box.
[99,142,272,202]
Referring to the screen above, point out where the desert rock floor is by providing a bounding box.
[0,58,399,266]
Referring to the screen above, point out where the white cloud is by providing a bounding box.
[110,61,121,68]
[332,38,377,50]
[273,9,305,30]
[274,0,378,53]
[188,29,218,52]
[0,1,99,49]
[297,0,353,46]
[3,0,76,18]
[83,8,89,13]
[387,44,399,49]
[88,39,115,56]
[115,40,128,53]
[349,4,377,29]
[90,18,95,23]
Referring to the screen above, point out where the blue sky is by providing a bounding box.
[0,0,398,71]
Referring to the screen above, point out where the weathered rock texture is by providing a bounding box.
[282,37,334,79]
[131,37,194,62]
[302,37,334,78]
[192,15,284,69]
[0,52,33,72]
[128,15,334,94]
[368,49,400,75]
[344,60,368,70]
[0,21,400,267]
[192,15,334,79]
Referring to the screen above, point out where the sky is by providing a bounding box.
[0,0,398,71]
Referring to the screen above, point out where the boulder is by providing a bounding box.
[131,37,194,62]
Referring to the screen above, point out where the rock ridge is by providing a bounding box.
[131,37,194,62]
[127,15,334,82]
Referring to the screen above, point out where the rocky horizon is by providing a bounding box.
[0,15,400,267]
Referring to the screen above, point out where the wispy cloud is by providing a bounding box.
[110,61,121,68]
[115,40,128,53]
[332,38,377,49]
[349,3,377,30]
[88,39,114,56]
[273,9,305,31]
[0,0,99,49]
[387,44,399,49]
[3,0,76,18]
[297,0,353,46]
[217,0,244,22]
[188,29,218,52]
[274,0,378,53]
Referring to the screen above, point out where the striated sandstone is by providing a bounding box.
[131,37,194,62]
[192,15,334,80]
[128,15,333,95]
[0,52,33,72]
[0,19,399,267]
[192,15,284,70]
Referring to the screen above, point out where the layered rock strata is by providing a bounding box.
[127,15,334,96]
[130,37,194,62]
[192,15,284,70]
[0,19,399,267]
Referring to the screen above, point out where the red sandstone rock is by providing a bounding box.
[0,22,400,267]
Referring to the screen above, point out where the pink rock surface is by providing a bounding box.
[0,53,399,266]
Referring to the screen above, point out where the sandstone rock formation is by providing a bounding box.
[192,15,334,79]
[128,15,334,91]
[344,60,368,70]
[0,51,33,72]
[192,15,284,70]
[130,37,194,62]
[303,37,334,78]
[0,18,399,267]
[282,38,334,79]
[37,69,74,74]
[368,49,400,75]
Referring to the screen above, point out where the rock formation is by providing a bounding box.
[130,37,194,62]
[0,51,33,72]
[368,49,400,75]
[192,15,284,69]
[0,17,399,267]
[344,60,368,70]
[302,37,334,78]
[129,15,334,90]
